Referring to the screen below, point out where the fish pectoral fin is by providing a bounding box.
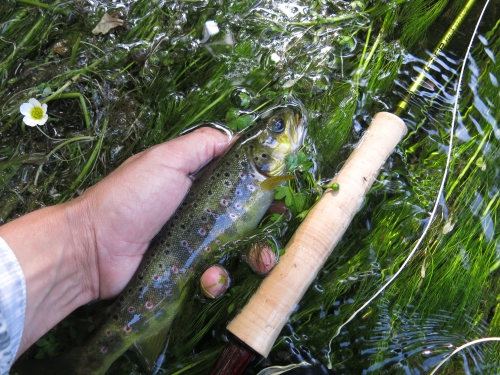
[261,174,296,190]
[132,326,170,372]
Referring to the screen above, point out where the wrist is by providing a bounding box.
[0,200,98,357]
[63,196,100,301]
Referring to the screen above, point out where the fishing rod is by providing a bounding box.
[208,0,479,374]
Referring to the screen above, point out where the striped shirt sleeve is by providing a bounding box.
[0,236,26,375]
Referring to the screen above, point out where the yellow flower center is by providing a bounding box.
[30,106,44,120]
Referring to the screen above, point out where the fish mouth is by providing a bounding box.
[288,106,307,152]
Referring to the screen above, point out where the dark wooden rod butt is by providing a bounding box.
[209,337,257,375]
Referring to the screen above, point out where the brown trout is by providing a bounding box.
[38,104,306,374]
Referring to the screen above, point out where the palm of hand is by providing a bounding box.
[79,128,228,299]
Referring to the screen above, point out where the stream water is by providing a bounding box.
[1,0,500,374]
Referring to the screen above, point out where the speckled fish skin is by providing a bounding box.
[69,104,306,374]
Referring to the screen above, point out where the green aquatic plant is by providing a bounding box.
[2,0,500,374]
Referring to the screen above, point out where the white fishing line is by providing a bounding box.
[326,0,493,369]
[428,337,500,375]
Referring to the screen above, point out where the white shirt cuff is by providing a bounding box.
[0,236,26,369]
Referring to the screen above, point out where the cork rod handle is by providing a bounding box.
[226,112,407,357]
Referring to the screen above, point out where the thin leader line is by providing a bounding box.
[326,0,491,368]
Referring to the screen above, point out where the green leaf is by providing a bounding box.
[274,185,291,201]
[46,342,60,356]
[274,186,307,215]
[36,338,49,347]
[293,192,307,212]
[225,107,240,121]
[226,114,254,131]
[286,150,313,173]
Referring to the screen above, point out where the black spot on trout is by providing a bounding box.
[36,104,306,375]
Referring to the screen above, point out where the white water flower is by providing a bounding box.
[270,53,281,63]
[199,20,219,43]
[204,20,219,37]
[19,98,48,126]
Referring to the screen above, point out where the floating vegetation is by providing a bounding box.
[2,0,500,374]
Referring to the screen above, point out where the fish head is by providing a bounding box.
[249,106,306,176]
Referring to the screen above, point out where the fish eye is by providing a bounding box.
[271,117,285,133]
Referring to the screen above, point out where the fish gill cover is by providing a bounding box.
[1,0,500,374]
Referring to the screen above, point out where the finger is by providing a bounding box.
[145,127,230,175]
[247,242,277,275]
[200,265,230,298]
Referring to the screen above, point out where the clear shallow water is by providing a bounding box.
[2,0,500,374]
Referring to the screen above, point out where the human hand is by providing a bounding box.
[2,126,278,358]
[77,127,230,300]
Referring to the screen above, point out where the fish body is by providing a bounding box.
[58,104,305,374]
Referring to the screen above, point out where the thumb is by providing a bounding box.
[145,127,231,175]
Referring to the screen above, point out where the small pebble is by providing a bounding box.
[200,265,230,298]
